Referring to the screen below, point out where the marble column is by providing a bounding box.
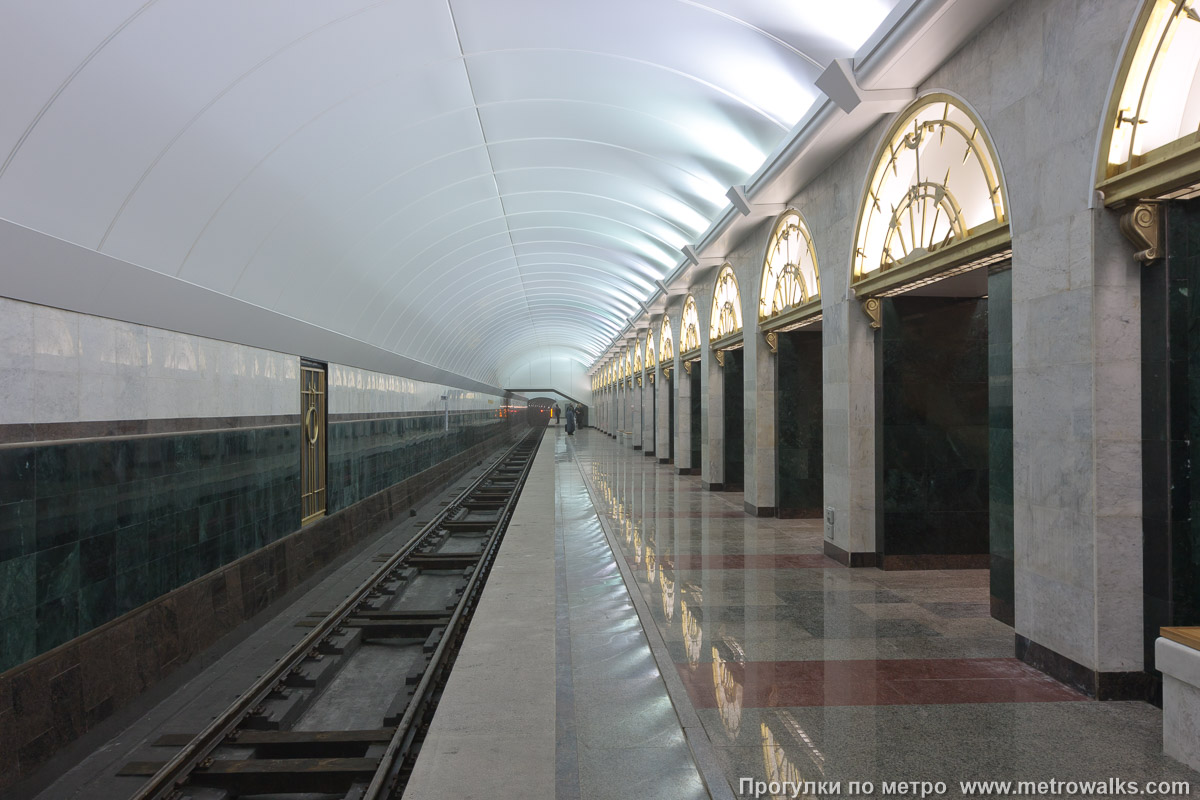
[676,359,693,474]
[820,280,878,565]
[656,367,671,462]
[642,377,655,456]
[746,326,776,515]
[619,379,627,440]
[703,345,724,490]
[631,375,643,450]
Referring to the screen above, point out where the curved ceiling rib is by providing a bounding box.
[0,0,903,387]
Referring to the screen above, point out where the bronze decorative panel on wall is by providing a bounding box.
[300,363,327,524]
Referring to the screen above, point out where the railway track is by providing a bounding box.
[119,428,545,800]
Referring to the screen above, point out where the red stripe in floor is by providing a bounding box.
[668,554,841,570]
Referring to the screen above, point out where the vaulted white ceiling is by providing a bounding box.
[0,0,901,386]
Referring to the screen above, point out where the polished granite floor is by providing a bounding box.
[559,428,1196,799]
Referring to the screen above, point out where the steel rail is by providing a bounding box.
[360,429,540,796]
[128,428,544,800]
[362,429,541,799]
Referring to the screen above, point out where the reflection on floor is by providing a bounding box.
[564,429,1196,797]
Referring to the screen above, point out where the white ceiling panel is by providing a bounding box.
[0,0,930,385]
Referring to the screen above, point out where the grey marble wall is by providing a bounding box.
[719,0,1141,674]
[952,0,1142,675]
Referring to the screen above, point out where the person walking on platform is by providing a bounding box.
[552,403,560,425]
[565,404,576,436]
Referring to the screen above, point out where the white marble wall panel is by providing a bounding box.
[0,297,34,422]
[0,296,300,424]
[327,363,509,416]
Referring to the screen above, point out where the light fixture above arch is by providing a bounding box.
[710,265,744,355]
[759,209,821,345]
[644,328,656,383]
[850,93,1010,317]
[660,315,675,378]
[680,295,702,357]
[1098,0,1200,207]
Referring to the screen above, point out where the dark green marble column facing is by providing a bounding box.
[776,330,823,517]
[879,295,989,569]
[0,425,300,673]
[722,349,745,491]
[1143,198,1200,682]
[689,368,702,474]
[988,267,1015,625]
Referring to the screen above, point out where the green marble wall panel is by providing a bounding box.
[776,330,823,516]
[989,268,1014,625]
[1144,198,1200,674]
[326,412,507,513]
[0,426,300,672]
[880,295,989,560]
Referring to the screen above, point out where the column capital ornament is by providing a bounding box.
[1119,202,1163,264]
[764,330,778,354]
[683,361,692,375]
[714,349,725,367]
[862,297,882,329]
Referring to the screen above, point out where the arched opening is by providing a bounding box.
[1098,0,1200,676]
[851,94,1012,625]
[680,295,703,475]
[760,210,823,518]
[710,265,745,491]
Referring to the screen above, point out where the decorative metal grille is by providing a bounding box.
[300,363,327,524]
[852,95,1005,283]
[680,296,701,354]
[760,211,820,321]
[709,265,743,341]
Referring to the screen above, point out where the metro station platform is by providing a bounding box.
[411,427,1195,799]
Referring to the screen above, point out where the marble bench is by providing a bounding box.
[1158,627,1200,771]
